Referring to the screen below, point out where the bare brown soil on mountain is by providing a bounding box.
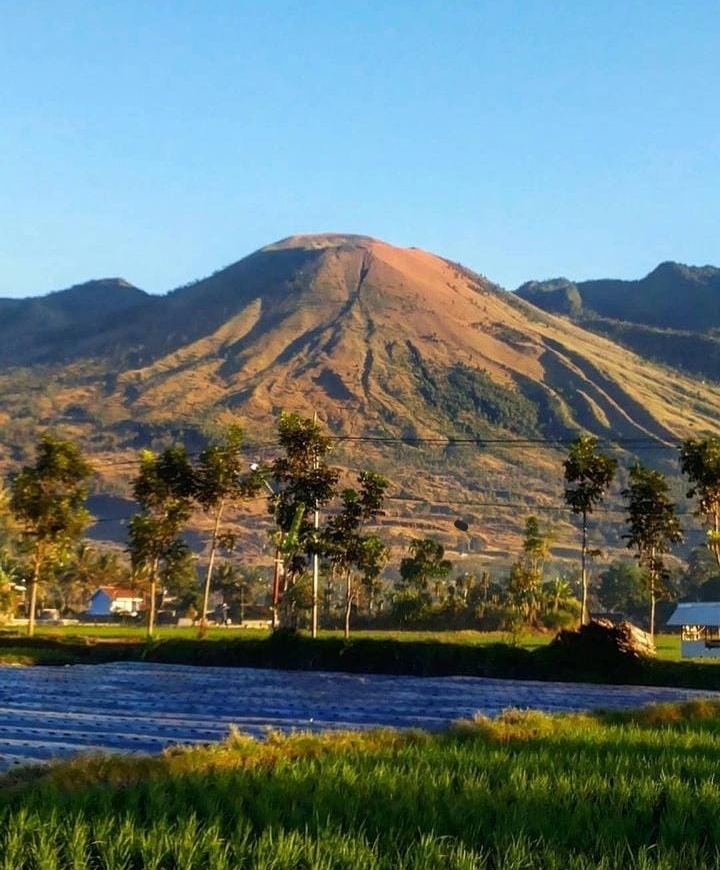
[91,235,714,440]
[0,234,716,567]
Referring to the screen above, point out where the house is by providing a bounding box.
[86,586,144,617]
[666,602,720,658]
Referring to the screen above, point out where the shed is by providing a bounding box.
[666,602,720,658]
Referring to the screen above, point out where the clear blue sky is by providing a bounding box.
[1,1,717,298]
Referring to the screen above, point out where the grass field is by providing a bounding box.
[28,625,532,642]
[29,623,265,641]
[23,623,679,655]
[2,701,720,868]
[27,623,683,659]
[652,633,682,661]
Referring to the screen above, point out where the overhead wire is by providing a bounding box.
[6,431,710,528]
[56,432,696,473]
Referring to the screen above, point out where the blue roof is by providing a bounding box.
[666,602,720,626]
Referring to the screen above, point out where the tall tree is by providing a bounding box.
[507,515,552,624]
[522,515,552,576]
[127,446,195,639]
[323,471,389,638]
[564,434,617,624]
[680,436,720,570]
[162,548,203,616]
[0,484,19,554]
[357,535,389,618]
[622,463,682,636]
[269,413,340,629]
[194,425,261,630]
[9,433,93,636]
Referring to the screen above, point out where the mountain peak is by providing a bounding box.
[47,277,144,297]
[648,261,720,283]
[261,233,384,253]
[42,278,149,317]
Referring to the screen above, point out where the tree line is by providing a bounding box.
[1,415,720,638]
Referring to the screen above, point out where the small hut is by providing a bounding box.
[666,602,720,658]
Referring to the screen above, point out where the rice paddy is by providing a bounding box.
[2,700,720,868]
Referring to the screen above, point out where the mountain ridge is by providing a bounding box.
[515,261,720,380]
[516,261,720,332]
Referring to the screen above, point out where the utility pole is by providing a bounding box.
[251,463,282,630]
[271,543,282,630]
[311,412,319,639]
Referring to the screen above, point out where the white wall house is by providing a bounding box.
[87,586,144,617]
[666,602,720,659]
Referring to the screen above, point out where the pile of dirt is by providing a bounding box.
[539,618,656,682]
[553,618,655,657]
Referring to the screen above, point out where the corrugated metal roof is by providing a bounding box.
[666,602,720,626]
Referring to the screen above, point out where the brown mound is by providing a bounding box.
[551,618,656,661]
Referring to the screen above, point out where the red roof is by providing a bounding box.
[95,586,143,600]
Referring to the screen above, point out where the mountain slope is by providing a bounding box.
[515,262,720,380]
[0,279,151,366]
[2,235,717,451]
[0,235,717,561]
[106,235,711,443]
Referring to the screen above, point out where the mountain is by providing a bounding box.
[0,235,717,562]
[515,263,720,380]
[0,279,151,366]
[516,261,720,331]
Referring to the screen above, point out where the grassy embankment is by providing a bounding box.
[2,701,720,868]
[1,627,719,691]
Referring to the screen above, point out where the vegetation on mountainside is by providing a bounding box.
[574,317,720,382]
[0,280,150,367]
[405,345,539,437]
[516,262,720,380]
[517,262,720,333]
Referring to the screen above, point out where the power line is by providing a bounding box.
[43,433,699,473]
[329,435,684,447]
[86,493,704,526]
